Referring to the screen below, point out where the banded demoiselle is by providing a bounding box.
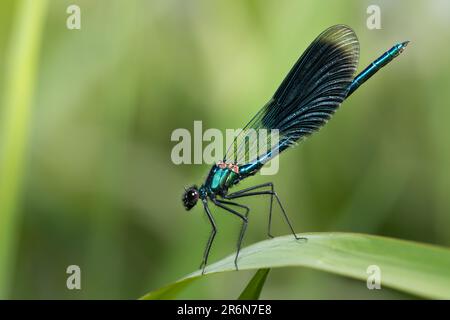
[182,25,409,274]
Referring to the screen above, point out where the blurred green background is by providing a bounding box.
[0,0,449,299]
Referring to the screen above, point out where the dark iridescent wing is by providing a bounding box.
[224,25,359,165]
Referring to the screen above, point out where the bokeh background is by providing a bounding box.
[0,0,449,299]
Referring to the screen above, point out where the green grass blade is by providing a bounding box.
[140,232,450,300]
[0,0,48,299]
[139,278,197,300]
[238,268,270,300]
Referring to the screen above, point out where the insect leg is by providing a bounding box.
[212,199,248,270]
[200,200,217,275]
[225,183,305,241]
[224,183,275,238]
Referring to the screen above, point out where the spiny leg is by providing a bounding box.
[228,190,301,240]
[212,199,248,270]
[225,183,305,241]
[225,182,275,238]
[215,200,249,264]
[200,200,217,275]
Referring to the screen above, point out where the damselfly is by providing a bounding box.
[182,25,409,274]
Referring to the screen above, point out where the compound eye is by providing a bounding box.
[185,187,199,202]
[188,190,197,200]
[182,187,199,211]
